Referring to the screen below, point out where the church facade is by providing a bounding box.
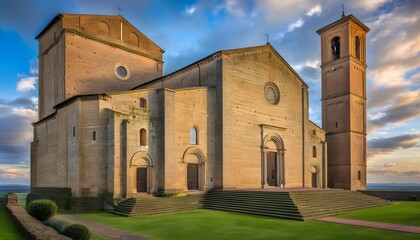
[30,13,368,200]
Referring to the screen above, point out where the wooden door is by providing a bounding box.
[136,168,147,193]
[187,164,199,190]
[267,152,277,186]
[312,173,317,188]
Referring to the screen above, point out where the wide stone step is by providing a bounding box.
[112,195,204,216]
[204,206,303,221]
[203,189,390,220]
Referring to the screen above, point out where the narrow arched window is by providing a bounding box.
[97,21,110,37]
[140,128,147,146]
[72,127,76,137]
[335,122,338,128]
[312,146,317,158]
[92,131,96,141]
[331,37,340,60]
[190,127,197,145]
[139,98,147,108]
[312,129,316,136]
[355,36,361,60]
[358,170,362,180]
[129,32,139,47]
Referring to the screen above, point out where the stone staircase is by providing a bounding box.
[290,190,390,219]
[204,190,303,220]
[203,189,390,220]
[112,194,203,216]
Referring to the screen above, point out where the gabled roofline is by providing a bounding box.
[308,119,324,132]
[35,13,63,39]
[35,13,164,52]
[316,14,370,35]
[133,43,309,89]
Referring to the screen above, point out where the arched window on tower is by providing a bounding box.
[140,128,147,146]
[331,37,340,60]
[358,170,362,180]
[355,36,361,60]
[139,98,147,108]
[312,146,317,158]
[190,127,197,145]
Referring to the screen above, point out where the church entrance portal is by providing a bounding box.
[267,152,278,186]
[187,164,199,190]
[136,167,147,193]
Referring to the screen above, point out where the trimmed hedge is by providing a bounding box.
[63,224,91,240]
[44,216,70,234]
[27,199,58,221]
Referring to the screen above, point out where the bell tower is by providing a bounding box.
[317,14,369,190]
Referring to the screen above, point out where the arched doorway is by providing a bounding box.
[130,151,154,194]
[182,146,206,191]
[310,165,318,188]
[262,132,285,188]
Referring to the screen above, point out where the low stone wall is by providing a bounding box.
[5,193,71,240]
[360,190,420,201]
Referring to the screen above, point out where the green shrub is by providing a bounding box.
[63,224,91,240]
[27,199,58,221]
[44,216,70,233]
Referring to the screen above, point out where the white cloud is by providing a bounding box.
[293,59,320,70]
[212,0,246,18]
[224,0,245,18]
[257,0,312,22]
[349,0,391,12]
[30,67,38,75]
[185,5,196,15]
[309,107,313,114]
[369,112,386,121]
[288,18,304,32]
[384,162,396,167]
[0,168,29,179]
[306,4,322,16]
[16,76,37,92]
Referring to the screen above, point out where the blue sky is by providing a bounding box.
[0,0,419,185]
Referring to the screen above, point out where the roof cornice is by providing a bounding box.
[317,14,370,35]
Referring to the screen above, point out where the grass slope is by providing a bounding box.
[73,209,419,240]
[338,201,420,226]
[0,198,25,240]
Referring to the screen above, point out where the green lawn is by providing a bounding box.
[338,201,420,226]
[73,209,420,240]
[91,232,110,240]
[0,198,25,240]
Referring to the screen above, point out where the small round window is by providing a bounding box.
[114,62,131,80]
[264,81,280,105]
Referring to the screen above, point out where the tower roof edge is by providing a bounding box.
[316,14,370,35]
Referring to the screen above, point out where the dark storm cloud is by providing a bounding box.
[368,133,420,157]
[1,97,36,109]
[368,100,420,130]
[299,66,320,83]
[0,0,77,43]
[0,97,37,165]
[367,85,406,109]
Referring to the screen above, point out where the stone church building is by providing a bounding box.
[30,13,368,201]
